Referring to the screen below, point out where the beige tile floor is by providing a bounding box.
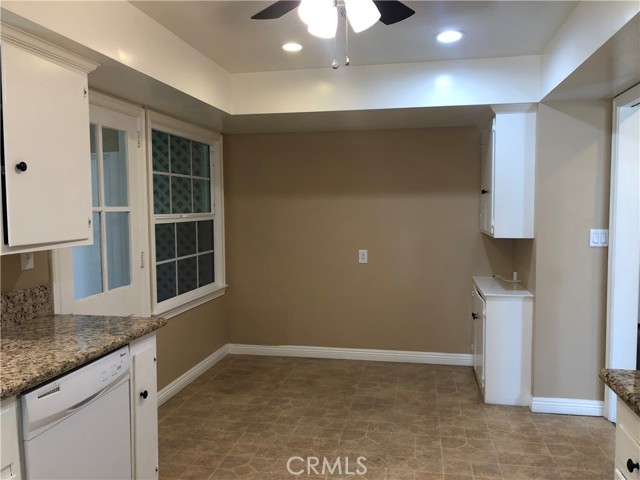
[158,355,615,480]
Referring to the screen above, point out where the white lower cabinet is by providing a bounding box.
[615,398,640,480]
[471,276,533,406]
[130,334,159,480]
[0,397,22,480]
[0,334,158,480]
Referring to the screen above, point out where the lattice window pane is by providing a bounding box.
[153,174,171,214]
[198,253,214,287]
[171,176,192,214]
[192,141,210,177]
[152,130,170,173]
[193,179,211,213]
[176,222,197,257]
[156,262,176,302]
[198,221,214,253]
[178,257,198,295]
[155,224,175,262]
[170,136,191,175]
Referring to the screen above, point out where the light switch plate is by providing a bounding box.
[358,249,368,264]
[589,229,609,247]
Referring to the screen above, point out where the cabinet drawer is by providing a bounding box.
[617,423,640,480]
[619,399,640,444]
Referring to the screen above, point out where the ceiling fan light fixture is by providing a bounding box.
[344,0,381,33]
[298,0,315,26]
[306,0,338,38]
[282,42,303,52]
[436,30,464,44]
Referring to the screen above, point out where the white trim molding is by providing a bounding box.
[157,344,228,406]
[531,397,604,417]
[604,83,640,423]
[227,344,473,366]
[0,22,99,74]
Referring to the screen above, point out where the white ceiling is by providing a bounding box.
[130,1,579,73]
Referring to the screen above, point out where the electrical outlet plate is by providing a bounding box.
[358,249,368,264]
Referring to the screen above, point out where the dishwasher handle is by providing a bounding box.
[67,382,113,415]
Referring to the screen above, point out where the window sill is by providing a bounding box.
[155,285,228,319]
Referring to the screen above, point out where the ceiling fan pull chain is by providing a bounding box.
[345,7,350,66]
[332,27,339,69]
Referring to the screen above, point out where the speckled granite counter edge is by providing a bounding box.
[1,316,167,400]
[600,368,640,416]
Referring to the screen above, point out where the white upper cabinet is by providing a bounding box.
[0,24,98,254]
[480,105,536,239]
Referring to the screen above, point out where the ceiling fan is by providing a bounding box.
[251,0,415,27]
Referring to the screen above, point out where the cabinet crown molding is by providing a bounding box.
[0,23,99,75]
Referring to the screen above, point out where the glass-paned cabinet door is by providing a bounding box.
[53,101,149,317]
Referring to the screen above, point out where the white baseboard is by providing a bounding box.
[531,397,604,417]
[227,344,473,366]
[157,344,228,406]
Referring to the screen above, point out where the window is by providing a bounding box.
[53,96,225,319]
[148,112,225,315]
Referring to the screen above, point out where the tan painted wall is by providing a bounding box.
[533,101,611,400]
[155,297,227,390]
[0,252,51,293]
[513,240,535,292]
[223,128,513,353]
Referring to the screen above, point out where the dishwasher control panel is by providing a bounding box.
[100,349,129,385]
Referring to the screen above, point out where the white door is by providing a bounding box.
[472,286,486,390]
[131,337,158,480]
[2,42,92,247]
[53,100,149,317]
[479,119,495,235]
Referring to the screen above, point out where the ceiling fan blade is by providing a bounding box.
[251,1,301,20]
[373,0,415,25]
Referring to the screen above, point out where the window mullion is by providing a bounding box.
[96,125,109,294]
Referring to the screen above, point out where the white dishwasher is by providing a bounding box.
[20,346,132,480]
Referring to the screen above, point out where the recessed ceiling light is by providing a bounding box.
[282,42,303,52]
[436,30,464,44]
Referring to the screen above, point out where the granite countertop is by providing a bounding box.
[1,314,167,399]
[600,368,640,416]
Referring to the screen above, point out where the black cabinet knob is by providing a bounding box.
[140,390,149,400]
[471,313,478,320]
[628,458,640,473]
[481,189,488,194]
[16,162,27,172]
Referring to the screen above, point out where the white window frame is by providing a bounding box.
[147,111,226,318]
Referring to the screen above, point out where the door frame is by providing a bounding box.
[604,84,640,422]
